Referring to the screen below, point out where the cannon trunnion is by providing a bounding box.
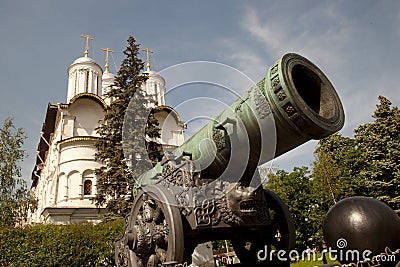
[115,53,344,266]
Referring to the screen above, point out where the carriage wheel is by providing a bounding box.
[115,185,184,267]
[232,189,295,266]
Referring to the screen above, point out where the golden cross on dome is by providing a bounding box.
[81,34,94,57]
[142,47,154,71]
[101,47,114,72]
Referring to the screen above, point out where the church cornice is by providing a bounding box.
[69,93,108,109]
[58,136,99,145]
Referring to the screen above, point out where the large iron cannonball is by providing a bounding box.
[323,196,400,264]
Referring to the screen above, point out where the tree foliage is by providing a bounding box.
[95,36,160,218]
[312,133,363,210]
[354,95,400,212]
[263,166,318,249]
[0,118,36,227]
[262,95,400,248]
[313,96,400,212]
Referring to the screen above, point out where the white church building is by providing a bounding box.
[29,36,185,224]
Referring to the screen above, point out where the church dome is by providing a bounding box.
[145,70,157,75]
[67,55,103,102]
[68,56,102,72]
[101,69,115,106]
[144,70,165,84]
[142,69,166,106]
[72,56,98,65]
[102,69,115,81]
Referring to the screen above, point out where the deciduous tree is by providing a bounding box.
[0,118,36,227]
[312,133,363,211]
[263,166,317,249]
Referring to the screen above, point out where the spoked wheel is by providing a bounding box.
[232,189,295,267]
[115,185,184,267]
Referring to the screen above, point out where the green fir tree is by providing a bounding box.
[354,95,400,212]
[95,36,160,218]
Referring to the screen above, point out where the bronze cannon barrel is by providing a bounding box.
[119,53,345,267]
[141,53,344,184]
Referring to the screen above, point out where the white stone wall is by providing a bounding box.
[67,98,104,137]
[57,140,101,207]
[30,98,105,224]
[155,109,185,147]
[31,107,63,223]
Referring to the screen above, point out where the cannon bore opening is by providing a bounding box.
[291,64,335,120]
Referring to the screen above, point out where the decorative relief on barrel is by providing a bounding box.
[175,188,191,213]
[283,103,297,117]
[275,88,287,101]
[160,152,202,187]
[272,76,280,88]
[234,92,250,113]
[270,64,278,75]
[212,128,226,152]
[194,199,219,227]
[212,118,236,152]
[256,78,265,94]
[252,83,272,119]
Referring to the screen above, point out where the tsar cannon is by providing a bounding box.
[115,53,345,266]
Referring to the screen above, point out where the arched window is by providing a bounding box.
[84,180,92,195]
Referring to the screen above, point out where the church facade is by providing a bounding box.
[29,37,185,224]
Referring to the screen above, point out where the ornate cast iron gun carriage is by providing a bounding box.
[115,53,345,266]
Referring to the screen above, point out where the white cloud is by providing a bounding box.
[218,37,267,81]
[217,3,374,169]
[241,4,353,67]
[241,8,283,55]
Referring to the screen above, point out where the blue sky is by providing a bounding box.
[1,0,399,184]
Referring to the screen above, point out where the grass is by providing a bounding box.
[216,254,340,267]
[290,253,340,267]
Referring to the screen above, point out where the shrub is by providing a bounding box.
[0,220,124,267]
